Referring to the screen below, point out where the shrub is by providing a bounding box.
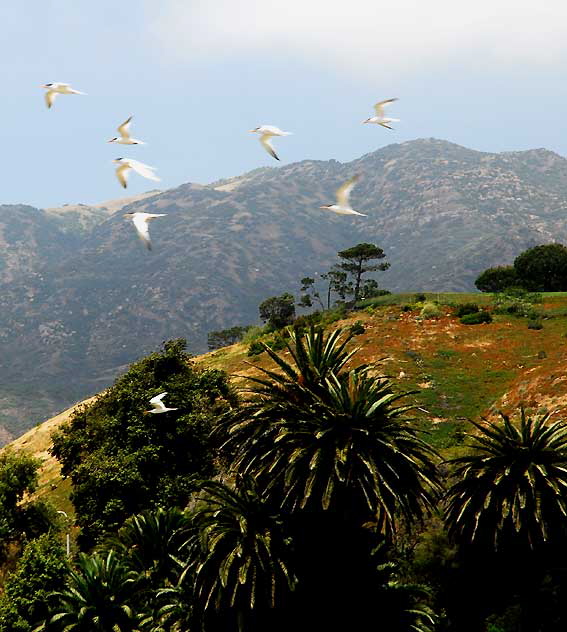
[420,302,442,320]
[349,320,365,336]
[401,305,413,313]
[241,326,266,344]
[454,303,480,318]
[247,335,288,357]
[527,320,543,330]
[247,341,266,356]
[293,311,323,330]
[460,311,493,325]
[414,293,427,303]
[475,265,520,292]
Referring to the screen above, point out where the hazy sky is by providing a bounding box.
[2,1,567,207]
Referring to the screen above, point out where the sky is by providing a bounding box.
[2,0,567,208]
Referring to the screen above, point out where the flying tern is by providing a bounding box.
[144,392,178,414]
[249,125,292,161]
[320,175,367,216]
[41,83,86,109]
[108,116,145,145]
[362,98,399,129]
[113,158,160,189]
[123,212,166,250]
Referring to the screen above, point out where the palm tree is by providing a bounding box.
[444,408,567,631]
[103,507,191,584]
[444,408,567,550]
[222,326,441,535]
[186,479,296,631]
[46,550,140,631]
[101,508,193,632]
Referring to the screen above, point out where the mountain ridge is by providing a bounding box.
[2,137,567,440]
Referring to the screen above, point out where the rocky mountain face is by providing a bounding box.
[2,138,567,441]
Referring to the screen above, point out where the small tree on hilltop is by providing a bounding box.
[259,293,296,330]
[298,277,324,310]
[321,266,351,309]
[513,243,567,292]
[338,243,390,303]
[475,265,520,293]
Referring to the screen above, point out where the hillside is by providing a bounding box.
[3,138,567,439]
[8,292,567,513]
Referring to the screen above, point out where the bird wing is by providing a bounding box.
[260,134,279,160]
[45,90,57,109]
[127,159,161,182]
[117,116,132,140]
[336,175,360,208]
[373,98,398,118]
[115,164,130,189]
[132,213,152,250]
[150,392,168,406]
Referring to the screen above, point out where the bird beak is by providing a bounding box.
[107,139,115,143]
[362,120,368,124]
[123,213,133,218]
[248,129,257,133]
[319,206,328,209]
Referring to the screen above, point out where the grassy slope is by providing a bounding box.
[6,292,567,513]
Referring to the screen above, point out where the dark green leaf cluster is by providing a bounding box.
[476,243,567,292]
[0,533,68,632]
[50,339,237,547]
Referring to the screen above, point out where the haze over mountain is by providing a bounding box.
[2,137,567,442]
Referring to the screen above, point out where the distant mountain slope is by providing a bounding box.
[2,138,567,440]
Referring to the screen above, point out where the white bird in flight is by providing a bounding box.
[144,392,178,414]
[320,175,367,216]
[124,212,167,250]
[362,98,400,129]
[41,83,86,109]
[113,158,160,189]
[108,116,145,145]
[249,125,292,161]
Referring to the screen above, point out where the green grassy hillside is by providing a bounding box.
[6,291,567,513]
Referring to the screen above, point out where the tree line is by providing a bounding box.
[208,242,389,349]
[476,243,567,292]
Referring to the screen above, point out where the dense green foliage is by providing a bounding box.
[460,310,492,325]
[258,293,296,329]
[0,533,68,632]
[477,244,567,293]
[0,450,54,560]
[475,265,520,292]
[50,339,236,547]
[513,243,567,291]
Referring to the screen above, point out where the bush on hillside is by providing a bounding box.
[414,293,427,303]
[460,311,492,325]
[527,320,543,330]
[475,265,520,293]
[454,303,480,318]
[241,325,266,344]
[247,335,288,357]
[514,243,567,292]
[420,302,442,320]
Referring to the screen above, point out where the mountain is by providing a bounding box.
[2,138,567,441]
